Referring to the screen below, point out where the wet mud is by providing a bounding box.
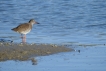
[0,43,73,61]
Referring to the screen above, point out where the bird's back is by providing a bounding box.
[12,23,32,34]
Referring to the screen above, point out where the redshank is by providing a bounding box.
[11,19,39,43]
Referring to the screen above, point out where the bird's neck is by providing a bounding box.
[29,22,34,26]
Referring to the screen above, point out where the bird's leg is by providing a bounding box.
[22,34,26,43]
[21,34,24,43]
[24,34,26,42]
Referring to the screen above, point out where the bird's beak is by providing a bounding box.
[37,22,40,24]
[35,22,40,24]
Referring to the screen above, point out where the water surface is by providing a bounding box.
[0,46,106,71]
[0,0,106,45]
[0,0,106,71]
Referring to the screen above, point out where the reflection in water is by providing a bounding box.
[30,58,37,65]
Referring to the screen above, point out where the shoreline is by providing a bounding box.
[0,43,73,61]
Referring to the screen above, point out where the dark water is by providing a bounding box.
[0,0,106,45]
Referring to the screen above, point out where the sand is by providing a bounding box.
[0,43,73,61]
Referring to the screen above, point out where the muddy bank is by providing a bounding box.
[0,43,73,61]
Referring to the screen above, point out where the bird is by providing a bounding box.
[11,19,39,43]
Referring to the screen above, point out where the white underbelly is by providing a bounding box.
[19,29,31,34]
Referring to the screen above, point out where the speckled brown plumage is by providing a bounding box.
[12,23,32,34]
[12,19,39,34]
[11,19,39,43]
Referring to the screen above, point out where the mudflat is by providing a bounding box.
[0,43,73,61]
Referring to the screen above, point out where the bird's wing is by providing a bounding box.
[12,23,30,31]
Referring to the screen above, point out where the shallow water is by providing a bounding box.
[0,45,106,71]
[0,0,106,45]
[0,0,106,71]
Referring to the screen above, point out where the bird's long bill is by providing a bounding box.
[36,22,40,24]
